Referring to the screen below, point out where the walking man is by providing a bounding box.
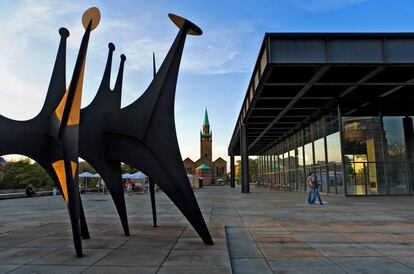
[306,172,315,204]
[310,175,324,205]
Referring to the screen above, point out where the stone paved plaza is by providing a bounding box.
[0,186,414,273]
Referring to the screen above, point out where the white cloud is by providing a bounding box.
[95,14,256,75]
[0,0,86,119]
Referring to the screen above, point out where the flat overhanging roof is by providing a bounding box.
[228,33,414,156]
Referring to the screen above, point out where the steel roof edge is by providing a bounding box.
[264,32,414,38]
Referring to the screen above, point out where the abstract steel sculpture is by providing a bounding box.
[0,7,212,257]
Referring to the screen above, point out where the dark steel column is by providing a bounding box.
[322,116,331,194]
[149,178,157,227]
[230,154,235,188]
[379,111,389,195]
[240,124,250,193]
[403,116,414,194]
[338,104,347,196]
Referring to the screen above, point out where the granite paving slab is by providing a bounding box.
[8,265,87,274]
[82,265,157,274]
[331,257,414,274]
[30,248,112,266]
[268,257,345,274]
[0,186,413,273]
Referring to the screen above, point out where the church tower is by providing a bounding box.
[200,108,212,161]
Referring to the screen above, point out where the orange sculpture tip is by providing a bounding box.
[168,13,202,36]
[82,7,101,31]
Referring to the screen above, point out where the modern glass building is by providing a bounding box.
[228,33,414,196]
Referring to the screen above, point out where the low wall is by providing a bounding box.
[0,191,53,200]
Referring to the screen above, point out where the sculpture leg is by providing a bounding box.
[45,164,90,240]
[149,178,157,227]
[105,178,130,236]
[66,178,83,257]
[90,162,130,236]
[107,135,213,244]
[79,196,90,239]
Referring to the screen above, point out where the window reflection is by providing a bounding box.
[383,117,408,194]
[297,146,304,190]
[314,138,326,192]
[326,132,343,194]
[255,115,413,196]
[342,117,385,195]
[304,143,313,167]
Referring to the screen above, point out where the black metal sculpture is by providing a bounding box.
[149,52,158,228]
[0,7,101,256]
[0,7,213,257]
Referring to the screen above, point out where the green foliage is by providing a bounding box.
[236,158,258,183]
[0,160,53,190]
[78,161,96,174]
[78,161,100,187]
[121,163,138,174]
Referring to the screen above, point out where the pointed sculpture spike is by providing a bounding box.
[113,54,126,92]
[40,28,69,116]
[153,52,157,78]
[105,13,213,245]
[79,50,129,237]
[99,43,115,90]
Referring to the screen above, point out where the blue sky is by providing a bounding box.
[1,0,414,164]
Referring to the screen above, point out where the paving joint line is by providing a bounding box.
[228,194,273,273]
[245,226,277,273]
[79,233,131,273]
[284,225,349,274]
[154,226,185,274]
[357,236,414,271]
[4,229,65,274]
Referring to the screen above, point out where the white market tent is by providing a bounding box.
[130,172,148,185]
[79,172,100,190]
[79,172,95,178]
[123,172,148,191]
[122,173,133,179]
[122,172,148,180]
[131,171,147,179]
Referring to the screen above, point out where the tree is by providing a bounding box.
[0,160,53,190]
[236,158,258,183]
[121,163,138,174]
[78,161,96,174]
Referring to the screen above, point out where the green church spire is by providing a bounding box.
[203,108,209,126]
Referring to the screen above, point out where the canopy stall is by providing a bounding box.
[79,172,100,191]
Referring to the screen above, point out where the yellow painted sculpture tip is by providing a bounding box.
[168,13,202,36]
[82,7,100,31]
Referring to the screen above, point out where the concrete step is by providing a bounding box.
[226,226,273,274]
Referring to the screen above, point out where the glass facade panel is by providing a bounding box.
[304,142,313,172]
[314,138,326,192]
[283,152,289,187]
[256,114,414,196]
[297,146,305,190]
[325,113,339,135]
[335,163,344,195]
[383,117,409,194]
[387,162,408,194]
[289,149,296,189]
[278,154,284,187]
[383,117,406,161]
[326,132,343,194]
[342,117,386,195]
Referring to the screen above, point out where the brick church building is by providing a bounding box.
[183,109,227,185]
